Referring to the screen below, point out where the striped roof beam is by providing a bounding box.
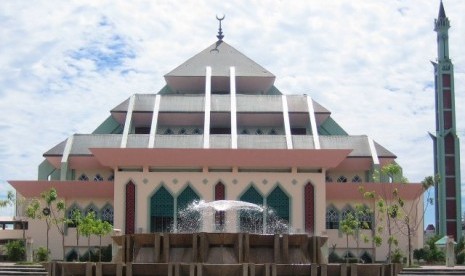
[203,66,212,149]
[230,66,237,149]
[367,136,381,182]
[306,96,320,149]
[282,95,293,149]
[148,94,161,148]
[60,135,74,181]
[120,94,135,148]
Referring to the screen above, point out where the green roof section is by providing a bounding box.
[92,115,123,134]
[266,85,283,95]
[318,117,348,136]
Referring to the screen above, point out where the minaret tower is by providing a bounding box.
[432,1,462,240]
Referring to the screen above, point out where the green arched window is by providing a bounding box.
[267,186,289,223]
[177,185,200,232]
[150,186,174,232]
[239,186,264,233]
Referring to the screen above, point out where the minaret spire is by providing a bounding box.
[438,0,446,18]
[216,15,225,41]
[432,0,462,240]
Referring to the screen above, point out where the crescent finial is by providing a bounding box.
[216,14,225,41]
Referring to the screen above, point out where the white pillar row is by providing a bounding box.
[121,94,136,148]
[282,95,293,149]
[306,96,321,149]
[230,66,238,149]
[203,66,212,149]
[148,94,161,148]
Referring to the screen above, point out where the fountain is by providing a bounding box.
[109,200,329,276]
[174,200,291,234]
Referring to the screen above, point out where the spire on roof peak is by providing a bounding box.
[438,1,446,19]
[216,14,225,41]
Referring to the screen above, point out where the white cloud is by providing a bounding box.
[0,0,464,224]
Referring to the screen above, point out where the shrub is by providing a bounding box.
[391,248,404,263]
[5,240,25,262]
[35,247,49,262]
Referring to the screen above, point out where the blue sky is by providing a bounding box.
[0,0,464,227]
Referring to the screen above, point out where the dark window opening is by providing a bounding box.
[291,128,307,135]
[210,127,231,134]
[135,127,151,134]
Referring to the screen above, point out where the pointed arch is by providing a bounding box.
[177,185,201,232]
[66,203,82,228]
[177,185,200,213]
[267,185,290,223]
[304,182,315,233]
[239,185,264,233]
[326,205,339,229]
[84,203,99,217]
[101,203,114,225]
[150,186,174,232]
[215,181,226,231]
[125,181,136,234]
[65,248,79,262]
[360,251,373,263]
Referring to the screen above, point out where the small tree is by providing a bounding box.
[340,211,360,262]
[393,175,436,266]
[360,163,407,263]
[71,209,83,247]
[93,219,113,262]
[79,211,97,261]
[25,188,67,259]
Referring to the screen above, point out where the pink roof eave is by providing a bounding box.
[8,180,114,199]
[90,148,352,168]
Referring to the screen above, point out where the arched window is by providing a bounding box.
[215,182,225,231]
[267,186,290,233]
[177,185,200,232]
[66,204,82,228]
[336,176,347,183]
[239,186,264,233]
[94,174,104,181]
[352,175,362,183]
[101,204,114,225]
[78,174,89,181]
[360,251,373,263]
[341,207,355,222]
[84,204,99,217]
[358,206,373,230]
[326,207,339,229]
[150,186,174,232]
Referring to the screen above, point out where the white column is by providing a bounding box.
[60,135,74,180]
[306,96,320,149]
[367,137,380,165]
[203,67,212,149]
[148,95,161,148]
[230,66,237,149]
[121,95,136,148]
[282,95,293,149]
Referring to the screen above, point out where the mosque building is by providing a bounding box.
[10,5,455,262]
